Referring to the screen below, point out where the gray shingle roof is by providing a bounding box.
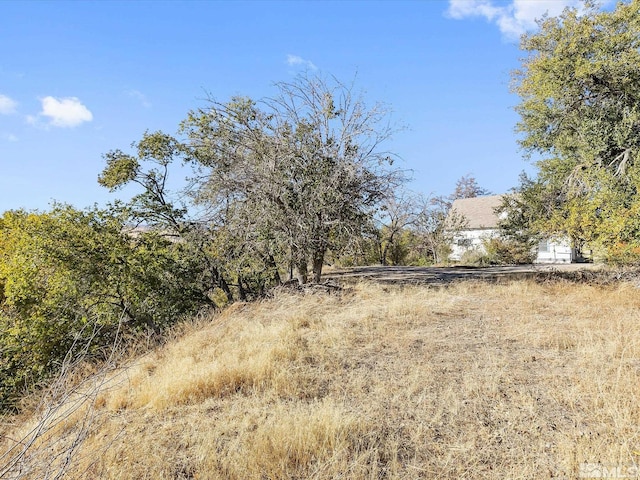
[450,195,504,230]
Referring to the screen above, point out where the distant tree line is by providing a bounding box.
[355,174,490,267]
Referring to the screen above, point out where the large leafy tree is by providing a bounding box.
[99,131,235,300]
[513,0,640,259]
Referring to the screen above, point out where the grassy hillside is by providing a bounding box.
[2,279,640,479]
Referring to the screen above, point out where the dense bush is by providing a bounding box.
[458,248,491,266]
[0,205,213,410]
[457,237,535,266]
[482,237,536,265]
[601,242,640,266]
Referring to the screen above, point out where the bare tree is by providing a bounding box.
[449,174,491,203]
[181,73,403,283]
[413,194,467,264]
[374,191,417,265]
[406,175,487,264]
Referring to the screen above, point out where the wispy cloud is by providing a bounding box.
[0,94,17,115]
[286,54,317,71]
[126,89,152,108]
[36,96,93,128]
[1,132,18,142]
[446,0,587,40]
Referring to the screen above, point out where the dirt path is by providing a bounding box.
[324,263,604,285]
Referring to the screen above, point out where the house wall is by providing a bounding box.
[533,238,574,263]
[450,229,497,261]
[450,229,574,263]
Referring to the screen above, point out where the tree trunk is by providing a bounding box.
[312,247,326,284]
[291,244,308,284]
[381,242,389,266]
[237,274,247,301]
[294,260,308,285]
[266,254,282,285]
[376,233,385,265]
[217,273,233,303]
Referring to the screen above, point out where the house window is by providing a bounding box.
[538,240,550,252]
[457,238,472,247]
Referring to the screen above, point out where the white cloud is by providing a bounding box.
[286,54,317,70]
[38,96,93,128]
[0,94,17,115]
[446,0,586,39]
[447,0,501,20]
[126,89,152,108]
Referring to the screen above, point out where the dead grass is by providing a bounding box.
[2,279,640,478]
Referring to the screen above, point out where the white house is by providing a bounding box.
[448,195,576,263]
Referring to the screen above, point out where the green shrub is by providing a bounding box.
[0,205,212,410]
[459,248,492,266]
[483,237,536,265]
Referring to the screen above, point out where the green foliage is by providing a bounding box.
[495,179,543,258]
[516,2,640,166]
[99,131,188,227]
[458,248,491,266]
[98,152,139,190]
[0,74,403,409]
[102,74,401,287]
[513,1,640,261]
[603,242,640,266]
[455,236,533,266]
[373,226,414,266]
[482,237,536,265]
[0,205,211,410]
[100,131,235,301]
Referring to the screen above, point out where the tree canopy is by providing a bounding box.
[512,0,640,260]
[0,73,403,409]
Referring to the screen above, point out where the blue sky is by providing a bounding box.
[0,0,595,213]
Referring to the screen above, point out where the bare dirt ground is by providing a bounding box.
[324,263,605,285]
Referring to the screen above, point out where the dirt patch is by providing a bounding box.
[324,263,613,286]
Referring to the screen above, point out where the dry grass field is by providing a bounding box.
[2,278,640,479]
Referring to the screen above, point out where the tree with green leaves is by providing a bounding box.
[513,0,640,260]
[99,131,235,301]
[0,204,211,409]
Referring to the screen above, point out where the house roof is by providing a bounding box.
[450,194,504,230]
